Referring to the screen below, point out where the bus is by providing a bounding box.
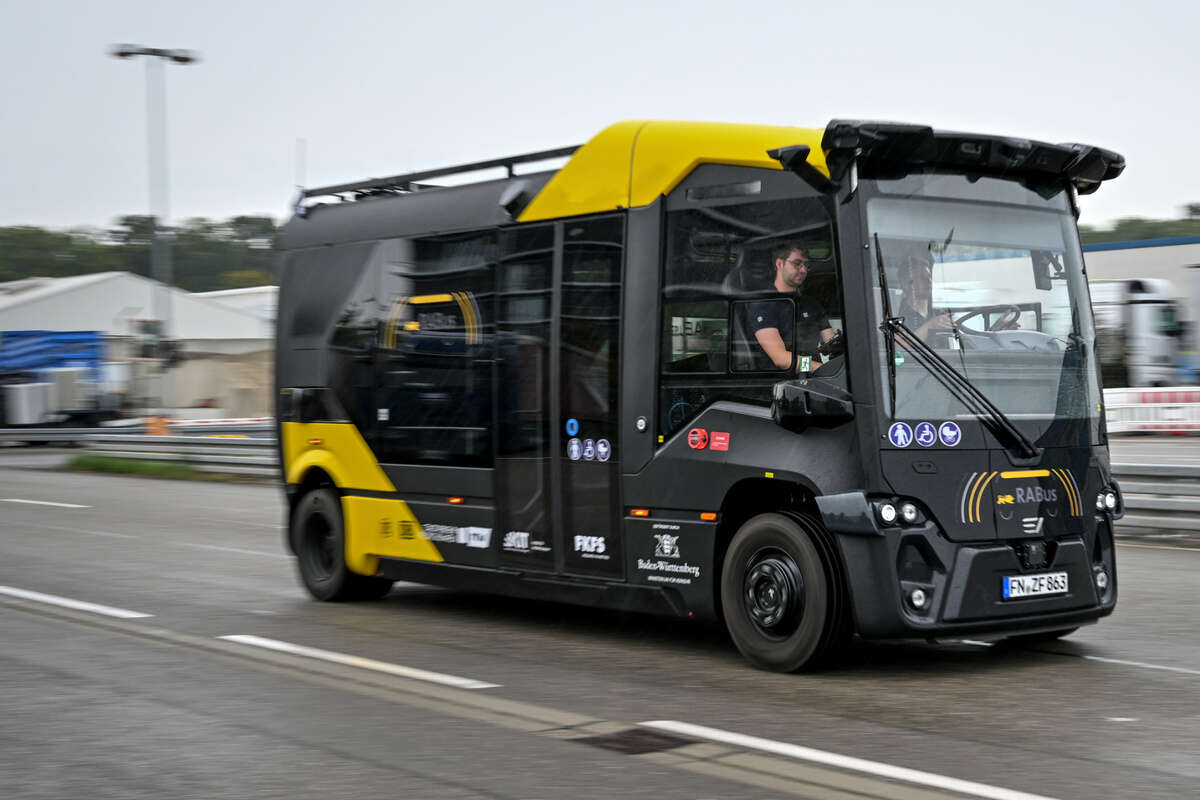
[275,120,1124,672]
[1090,278,1182,387]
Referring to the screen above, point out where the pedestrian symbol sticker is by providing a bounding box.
[939,421,962,447]
[914,422,937,447]
[583,439,596,461]
[596,439,611,462]
[888,422,913,447]
[567,437,582,461]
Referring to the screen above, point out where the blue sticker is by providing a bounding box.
[567,437,582,461]
[565,418,579,437]
[596,439,611,462]
[888,422,913,447]
[939,421,962,447]
[914,421,937,447]
[582,439,596,461]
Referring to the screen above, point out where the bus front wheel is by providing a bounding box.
[293,488,393,601]
[721,512,843,672]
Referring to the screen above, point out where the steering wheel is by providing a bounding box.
[954,305,1022,333]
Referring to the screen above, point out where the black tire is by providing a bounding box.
[292,488,393,601]
[720,512,847,672]
[1002,626,1079,646]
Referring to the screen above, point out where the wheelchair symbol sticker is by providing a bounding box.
[914,422,937,447]
[583,439,596,461]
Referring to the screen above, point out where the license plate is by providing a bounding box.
[1002,571,1068,599]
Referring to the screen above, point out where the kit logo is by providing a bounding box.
[503,531,530,552]
[654,533,680,558]
[1021,517,1045,535]
[574,535,606,554]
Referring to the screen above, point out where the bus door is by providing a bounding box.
[558,217,624,579]
[494,218,625,579]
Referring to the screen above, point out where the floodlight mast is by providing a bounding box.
[108,44,199,414]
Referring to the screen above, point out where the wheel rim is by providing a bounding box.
[301,508,337,581]
[743,547,805,637]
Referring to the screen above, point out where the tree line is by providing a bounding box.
[0,215,278,292]
[2,205,1199,292]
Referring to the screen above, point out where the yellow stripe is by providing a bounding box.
[409,293,454,305]
[454,291,479,345]
[966,472,990,523]
[974,472,998,524]
[1052,470,1072,516]
[1056,469,1078,517]
[1060,469,1081,517]
[1000,470,1050,479]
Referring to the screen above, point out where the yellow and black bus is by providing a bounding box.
[276,120,1125,671]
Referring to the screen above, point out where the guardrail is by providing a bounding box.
[1111,463,1200,532]
[82,433,278,477]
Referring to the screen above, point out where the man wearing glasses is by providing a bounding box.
[746,242,835,370]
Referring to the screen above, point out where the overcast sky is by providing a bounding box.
[2,0,1195,232]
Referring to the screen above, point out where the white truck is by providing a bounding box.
[1090,278,1182,387]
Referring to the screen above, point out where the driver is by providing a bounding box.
[895,252,954,341]
[747,242,835,370]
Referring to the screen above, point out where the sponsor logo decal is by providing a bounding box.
[654,533,680,558]
[997,494,1015,505]
[688,428,709,449]
[1021,516,1045,535]
[502,530,552,554]
[914,422,937,447]
[709,432,730,451]
[888,422,913,447]
[573,535,610,560]
[636,558,701,585]
[424,524,491,548]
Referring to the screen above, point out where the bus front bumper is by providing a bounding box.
[816,491,1118,640]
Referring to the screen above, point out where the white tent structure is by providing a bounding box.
[0,272,274,417]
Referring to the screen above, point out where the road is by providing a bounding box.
[1,454,1198,799]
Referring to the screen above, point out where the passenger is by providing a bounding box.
[895,252,954,341]
[747,242,835,370]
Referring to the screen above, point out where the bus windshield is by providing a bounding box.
[866,175,1101,435]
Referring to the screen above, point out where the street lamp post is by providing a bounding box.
[109,44,198,415]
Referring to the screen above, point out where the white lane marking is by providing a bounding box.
[0,585,153,619]
[177,542,289,559]
[640,720,1057,800]
[1082,655,1200,677]
[1106,717,1138,722]
[960,640,994,647]
[1,498,91,509]
[218,634,500,690]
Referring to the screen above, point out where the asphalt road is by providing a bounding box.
[2,456,1198,800]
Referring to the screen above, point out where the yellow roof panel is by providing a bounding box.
[519,120,828,222]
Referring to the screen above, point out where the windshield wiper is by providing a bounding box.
[874,236,1041,461]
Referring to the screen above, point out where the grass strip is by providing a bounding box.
[64,453,266,483]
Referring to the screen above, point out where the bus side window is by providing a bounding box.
[377,231,497,466]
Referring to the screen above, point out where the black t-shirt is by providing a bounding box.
[745,294,830,370]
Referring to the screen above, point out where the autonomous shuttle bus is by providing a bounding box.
[275,120,1124,671]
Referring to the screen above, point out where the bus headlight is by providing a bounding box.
[899,503,919,524]
[877,503,898,525]
[1096,493,1105,512]
[1104,492,1117,511]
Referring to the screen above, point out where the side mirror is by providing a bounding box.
[771,378,854,433]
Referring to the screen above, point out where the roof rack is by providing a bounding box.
[301,145,581,200]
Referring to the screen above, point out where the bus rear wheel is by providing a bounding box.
[293,488,393,601]
[721,512,845,672]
